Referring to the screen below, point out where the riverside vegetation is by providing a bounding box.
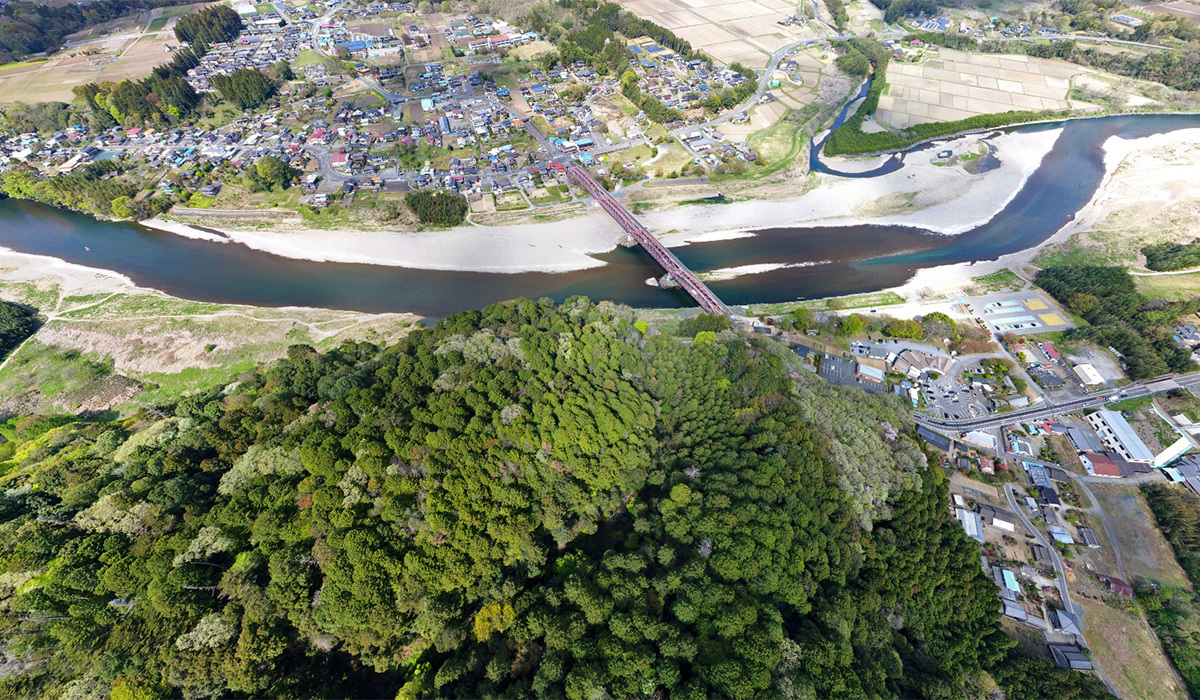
[0,298,1111,699]
[1142,484,1200,696]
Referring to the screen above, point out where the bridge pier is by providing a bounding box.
[567,164,732,318]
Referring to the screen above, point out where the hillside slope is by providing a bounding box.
[0,297,1109,698]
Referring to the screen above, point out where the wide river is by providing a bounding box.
[2,113,1198,318]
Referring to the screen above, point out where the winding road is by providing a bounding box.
[1003,484,1120,697]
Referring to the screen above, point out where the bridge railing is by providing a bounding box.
[567,166,730,317]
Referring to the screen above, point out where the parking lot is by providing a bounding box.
[966,291,1075,335]
[923,366,992,421]
[818,353,887,394]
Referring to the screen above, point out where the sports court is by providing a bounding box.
[964,292,1074,335]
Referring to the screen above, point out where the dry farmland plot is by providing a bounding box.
[615,0,819,68]
[0,32,178,104]
[1143,1,1200,24]
[1079,598,1187,700]
[1090,483,1190,588]
[875,48,1097,129]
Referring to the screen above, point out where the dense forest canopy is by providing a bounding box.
[210,68,278,111]
[1036,265,1197,379]
[0,300,36,359]
[1143,239,1200,272]
[405,190,469,225]
[0,298,1109,698]
[173,5,244,48]
[0,0,192,63]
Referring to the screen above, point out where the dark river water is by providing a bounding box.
[2,113,1198,318]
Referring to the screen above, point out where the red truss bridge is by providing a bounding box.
[567,164,731,317]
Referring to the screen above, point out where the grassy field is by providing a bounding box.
[969,268,1026,293]
[748,291,906,316]
[146,17,169,32]
[292,49,328,68]
[508,40,557,60]
[0,59,49,73]
[1080,598,1186,700]
[748,110,802,165]
[256,2,275,13]
[1136,272,1200,301]
[1091,483,1190,588]
[649,143,694,178]
[0,31,175,104]
[161,3,206,18]
[0,280,418,415]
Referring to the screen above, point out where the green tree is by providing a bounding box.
[837,314,865,336]
[254,155,297,191]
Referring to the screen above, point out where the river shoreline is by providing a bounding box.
[1,115,1198,318]
[883,126,1200,300]
[140,127,1062,275]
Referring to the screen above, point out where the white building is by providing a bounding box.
[1085,410,1154,463]
[1073,363,1104,385]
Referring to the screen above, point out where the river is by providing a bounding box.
[2,113,1198,318]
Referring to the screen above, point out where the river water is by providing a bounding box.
[2,113,1198,318]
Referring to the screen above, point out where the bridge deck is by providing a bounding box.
[567,165,730,317]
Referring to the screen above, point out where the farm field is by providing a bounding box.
[0,32,177,104]
[613,0,821,68]
[1089,483,1190,588]
[1079,598,1186,700]
[875,47,1091,128]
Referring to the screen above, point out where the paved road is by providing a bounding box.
[1002,484,1119,695]
[916,371,1200,430]
[1006,484,1075,614]
[668,29,905,139]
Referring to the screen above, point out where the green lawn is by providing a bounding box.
[748,291,905,315]
[146,17,169,32]
[256,2,275,13]
[969,268,1026,293]
[0,59,48,72]
[161,3,202,18]
[292,49,327,69]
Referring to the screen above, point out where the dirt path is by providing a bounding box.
[51,308,376,342]
[0,292,121,375]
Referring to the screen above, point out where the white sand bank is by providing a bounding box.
[883,127,1200,302]
[698,261,827,282]
[647,128,1062,241]
[208,216,625,273]
[159,127,1061,273]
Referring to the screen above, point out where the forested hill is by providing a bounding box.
[0,298,1109,699]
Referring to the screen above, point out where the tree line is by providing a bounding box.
[66,5,246,128]
[913,30,1200,92]
[823,39,1053,156]
[2,161,138,217]
[866,0,943,25]
[1141,484,1200,695]
[621,70,683,123]
[210,68,278,110]
[824,0,849,31]
[0,300,36,360]
[173,4,243,48]
[1143,239,1200,272]
[405,190,468,225]
[698,62,756,114]
[1035,265,1197,379]
[0,296,1115,699]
